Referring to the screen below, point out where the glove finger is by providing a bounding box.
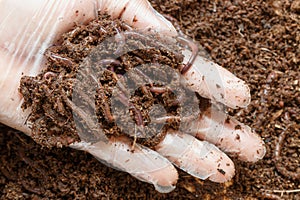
[181,49,251,109]
[0,50,32,134]
[185,106,266,162]
[70,136,178,193]
[155,131,235,183]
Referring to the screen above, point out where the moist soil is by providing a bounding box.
[19,14,207,149]
[18,14,191,148]
[1,0,299,199]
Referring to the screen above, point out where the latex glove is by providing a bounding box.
[0,0,266,193]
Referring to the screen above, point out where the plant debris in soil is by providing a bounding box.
[1,0,300,199]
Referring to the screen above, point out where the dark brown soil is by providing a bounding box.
[1,0,299,199]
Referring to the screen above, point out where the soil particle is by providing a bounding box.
[234,125,241,130]
[1,0,300,199]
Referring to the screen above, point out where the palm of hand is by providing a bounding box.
[0,0,265,193]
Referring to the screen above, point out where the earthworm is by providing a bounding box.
[62,90,99,130]
[98,58,121,72]
[117,70,158,128]
[96,70,143,126]
[77,66,114,125]
[117,91,144,126]
[274,125,300,180]
[152,115,195,124]
[177,35,199,75]
[43,71,57,81]
[55,97,66,114]
[130,105,144,126]
[151,116,181,123]
[98,58,121,67]
[117,69,149,127]
[150,86,168,94]
[108,69,129,97]
[47,52,74,68]
[97,83,114,123]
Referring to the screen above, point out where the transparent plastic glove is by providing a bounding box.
[0,0,266,193]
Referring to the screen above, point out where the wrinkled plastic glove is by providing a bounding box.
[0,0,266,193]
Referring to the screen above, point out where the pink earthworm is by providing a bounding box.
[274,125,300,180]
[98,58,121,67]
[150,86,168,94]
[177,35,199,75]
[117,92,144,127]
[43,71,57,81]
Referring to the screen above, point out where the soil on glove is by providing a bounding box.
[19,14,205,148]
[1,0,299,199]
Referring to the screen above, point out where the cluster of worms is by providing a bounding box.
[19,14,201,148]
[72,26,200,147]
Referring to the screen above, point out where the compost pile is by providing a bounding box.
[1,0,299,199]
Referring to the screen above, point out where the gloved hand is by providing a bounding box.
[0,0,266,193]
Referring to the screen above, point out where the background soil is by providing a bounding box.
[1,0,299,199]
